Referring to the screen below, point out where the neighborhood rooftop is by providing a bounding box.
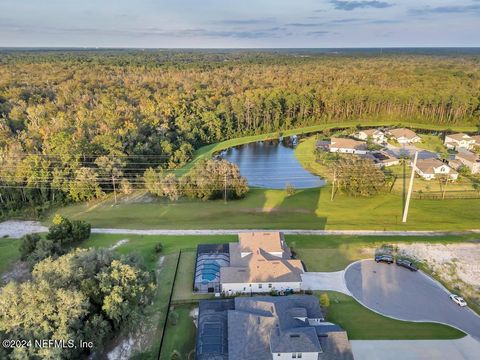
[389,128,419,139]
[221,232,304,285]
[330,137,367,150]
[196,296,354,360]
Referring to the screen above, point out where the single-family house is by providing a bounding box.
[196,296,354,360]
[362,151,400,168]
[354,128,385,143]
[388,128,421,144]
[455,150,480,174]
[328,137,368,154]
[447,158,463,171]
[413,159,458,181]
[220,232,304,294]
[444,133,476,150]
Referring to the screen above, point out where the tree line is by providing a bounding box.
[1,50,479,216]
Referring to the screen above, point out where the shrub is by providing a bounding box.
[320,293,330,308]
[154,243,164,253]
[169,310,179,326]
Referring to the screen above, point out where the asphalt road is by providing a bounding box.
[345,260,480,340]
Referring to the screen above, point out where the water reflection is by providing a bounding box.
[220,137,325,189]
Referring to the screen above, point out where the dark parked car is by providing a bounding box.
[396,258,418,271]
[375,254,394,264]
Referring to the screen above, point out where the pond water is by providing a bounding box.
[220,138,325,189]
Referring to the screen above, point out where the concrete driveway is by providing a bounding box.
[351,336,480,360]
[300,271,350,294]
[345,260,480,340]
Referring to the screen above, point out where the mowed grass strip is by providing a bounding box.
[160,304,197,360]
[321,291,465,340]
[0,237,20,275]
[172,251,213,302]
[48,186,480,230]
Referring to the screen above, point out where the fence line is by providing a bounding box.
[157,250,182,360]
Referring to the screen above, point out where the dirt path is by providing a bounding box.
[1,220,480,238]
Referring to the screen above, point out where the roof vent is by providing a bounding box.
[290,334,300,338]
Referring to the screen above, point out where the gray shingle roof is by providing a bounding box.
[197,296,355,360]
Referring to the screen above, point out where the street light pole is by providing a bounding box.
[402,151,418,223]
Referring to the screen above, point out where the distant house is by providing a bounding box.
[196,296,354,360]
[388,128,421,144]
[362,151,400,168]
[315,139,331,151]
[413,159,458,181]
[328,137,368,154]
[447,158,463,171]
[354,128,385,143]
[455,150,480,174]
[444,133,476,150]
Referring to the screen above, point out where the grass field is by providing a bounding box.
[287,234,479,271]
[132,253,179,360]
[172,251,213,302]
[0,237,20,275]
[159,304,196,360]
[48,185,480,230]
[322,292,465,340]
[416,134,449,153]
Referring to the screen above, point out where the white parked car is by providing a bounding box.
[449,294,467,307]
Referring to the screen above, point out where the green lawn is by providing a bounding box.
[322,292,465,340]
[0,237,20,275]
[172,251,213,302]
[159,304,196,360]
[287,234,479,272]
[416,134,448,153]
[132,253,179,359]
[48,186,480,230]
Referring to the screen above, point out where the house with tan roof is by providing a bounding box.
[413,159,458,181]
[444,133,476,150]
[354,128,385,143]
[220,232,304,294]
[455,150,480,174]
[388,128,421,144]
[328,137,368,155]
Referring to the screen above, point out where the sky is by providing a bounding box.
[0,0,479,48]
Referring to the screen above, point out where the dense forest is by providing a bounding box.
[1,50,479,217]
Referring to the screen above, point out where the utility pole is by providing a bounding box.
[331,168,336,201]
[224,173,227,204]
[442,175,449,200]
[402,151,418,223]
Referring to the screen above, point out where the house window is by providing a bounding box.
[243,287,246,291]
[298,354,302,358]
[268,284,272,288]
[258,284,263,289]
[292,354,297,359]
